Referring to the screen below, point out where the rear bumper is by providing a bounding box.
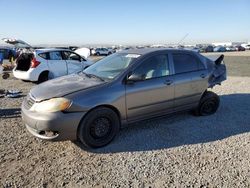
[22,101,85,141]
[13,68,39,81]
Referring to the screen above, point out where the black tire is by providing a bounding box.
[2,73,10,80]
[37,71,49,84]
[194,91,220,116]
[78,107,120,148]
[96,52,100,56]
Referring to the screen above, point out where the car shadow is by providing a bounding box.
[74,93,250,153]
[0,108,21,118]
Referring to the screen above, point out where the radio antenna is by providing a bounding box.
[178,33,189,45]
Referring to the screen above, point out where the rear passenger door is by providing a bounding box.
[47,51,67,78]
[171,52,208,110]
[62,51,84,74]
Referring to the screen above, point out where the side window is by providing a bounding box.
[172,53,200,74]
[63,51,81,61]
[61,51,70,60]
[49,51,62,60]
[38,52,49,60]
[134,54,169,80]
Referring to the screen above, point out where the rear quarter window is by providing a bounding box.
[173,53,204,74]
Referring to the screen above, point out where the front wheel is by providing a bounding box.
[194,91,220,116]
[77,107,120,148]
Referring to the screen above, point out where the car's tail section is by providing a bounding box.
[206,54,227,88]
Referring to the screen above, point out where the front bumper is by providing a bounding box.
[22,101,86,141]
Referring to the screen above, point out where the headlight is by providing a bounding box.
[30,98,72,113]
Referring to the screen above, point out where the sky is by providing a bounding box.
[0,0,249,46]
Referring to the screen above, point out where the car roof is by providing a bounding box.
[35,48,72,53]
[118,48,197,55]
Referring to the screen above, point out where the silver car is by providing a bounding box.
[22,48,226,148]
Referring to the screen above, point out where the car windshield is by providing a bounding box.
[83,53,140,80]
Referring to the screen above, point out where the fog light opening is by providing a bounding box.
[39,130,58,137]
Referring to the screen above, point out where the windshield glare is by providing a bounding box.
[83,53,140,80]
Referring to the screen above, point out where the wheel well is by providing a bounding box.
[77,105,122,137]
[88,105,121,121]
[39,70,49,77]
[201,89,208,98]
[36,70,49,83]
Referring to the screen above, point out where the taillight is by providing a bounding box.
[31,58,40,68]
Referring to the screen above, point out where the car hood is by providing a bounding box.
[30,72,105,102]
[74,47,90,58]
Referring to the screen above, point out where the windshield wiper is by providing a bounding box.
[85,73,105,82]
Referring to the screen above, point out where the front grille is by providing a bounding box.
[24,94,35,109]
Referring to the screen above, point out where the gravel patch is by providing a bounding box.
[1,72,250,186]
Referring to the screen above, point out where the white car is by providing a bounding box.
[226,46,237,51]
[2,38,94,83]
[93,48,113,56]
[242,44,250,50]
[14,48,93,83]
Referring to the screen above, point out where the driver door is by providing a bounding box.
[125,54,175,122]
[62,51,84,74]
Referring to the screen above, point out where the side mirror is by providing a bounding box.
[127,73,144,83]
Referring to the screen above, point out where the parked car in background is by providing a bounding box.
[245,45,250,50]
[241,44,250,50]
[0,47,17,59]
[93,48,113,56]
[203,45,214,52]
[107,48,116,53]
[22,48,227,148]
[13,49,93,83]
[235,46,245,51]
[213,46,226,52]
[226,46,237,51]
[190,47,200,53]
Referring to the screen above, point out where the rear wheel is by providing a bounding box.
[78,107,120,148]
[96,52,100,56]
[194,91,220,116]
[37,71,49,84]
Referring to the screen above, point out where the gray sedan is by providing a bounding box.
[22,48,226,148]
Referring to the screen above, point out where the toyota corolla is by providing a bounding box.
[22,48,226,148]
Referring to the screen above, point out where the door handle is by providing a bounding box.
[164,80,173,85]
[200,74,206,78]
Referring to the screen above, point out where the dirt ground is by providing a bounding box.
[0,52,250,187]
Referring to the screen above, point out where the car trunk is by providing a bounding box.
[16,53,33,71]
[205,54,227,88]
